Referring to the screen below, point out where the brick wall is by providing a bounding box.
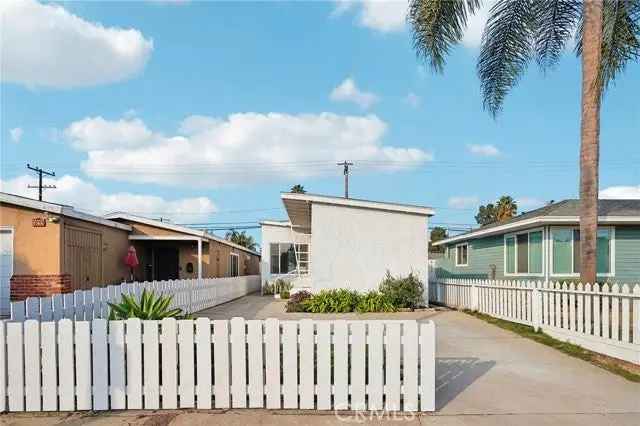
[10,274,72,301]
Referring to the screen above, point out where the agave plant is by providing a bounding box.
[108,289,189,320]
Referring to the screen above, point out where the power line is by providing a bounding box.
[26,164,56,201]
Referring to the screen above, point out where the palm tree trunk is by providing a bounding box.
[579,0,603,284]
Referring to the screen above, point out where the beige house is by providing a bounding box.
[0,192,260,315]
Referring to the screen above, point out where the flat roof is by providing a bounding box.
[280,192,434,230]
[105,212,260,256]
[0,192,132,231]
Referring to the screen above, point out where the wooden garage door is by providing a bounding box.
[64,226,102,290]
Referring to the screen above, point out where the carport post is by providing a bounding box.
[197,238,202,279]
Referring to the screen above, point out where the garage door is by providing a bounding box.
[64,226,102,290]
[0,228,13,316]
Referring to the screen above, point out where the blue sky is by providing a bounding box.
[2,0,639,244]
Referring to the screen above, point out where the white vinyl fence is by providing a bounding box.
[10,276,261,322]
[0,318,435,413]
[430,279,640,365]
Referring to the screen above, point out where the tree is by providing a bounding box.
[290,184,306,193]
[225,230,257,251]
[495,196,518,221]
[429,226,448,252]
[475,196,518,226]
[475,203,497,226]
[408,0,639,283]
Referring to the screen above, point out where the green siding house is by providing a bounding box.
[434,200,640,284]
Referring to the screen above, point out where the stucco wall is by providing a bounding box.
[310,203,429,292]
[62,216,130,285]
[1,203,62,275]
[260,223,310,284]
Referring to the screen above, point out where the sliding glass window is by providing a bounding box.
[505,230,543,275]
[551,227,613,276]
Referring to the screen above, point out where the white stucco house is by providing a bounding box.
[260,192,434,295]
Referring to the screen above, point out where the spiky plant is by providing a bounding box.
[408,0,639,283]
[108,289,188,320]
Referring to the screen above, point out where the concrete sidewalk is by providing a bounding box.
[2,299,639,425]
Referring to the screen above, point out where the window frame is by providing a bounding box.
[229,253,239,277]
[504,227,545,277]
[549,226,615,278]
[455,243,469,267]
[268,241,310,275]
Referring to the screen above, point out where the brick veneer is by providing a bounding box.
[10,274,72,301]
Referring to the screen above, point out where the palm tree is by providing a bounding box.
[225,230,257,251]
[290,184,306,193]
[495,196,518,221]
[408,0,639,283]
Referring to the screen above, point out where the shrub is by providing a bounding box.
[108,290,189,320]
[303,289,361,313]
[262,281,274,295]
[378,271,425,309]
[274,279,292,295]
[355,291,396,313]
[286,290,312,312]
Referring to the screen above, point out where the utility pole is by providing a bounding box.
[337,161,353,198]
[27,164,56,201]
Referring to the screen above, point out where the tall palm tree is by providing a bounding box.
[290,184,306,193]
[225,230,257,251]
[408,0,639,283]
[495,196,518,221]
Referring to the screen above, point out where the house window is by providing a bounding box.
[551,227,614,276]
[229,253,239,277]
[455,243,468,266]
[504,230,543,275]
[269,243,309,274]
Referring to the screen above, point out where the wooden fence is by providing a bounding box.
[430,279,640,365]
[0,318,435,413]
[10,276,261,321]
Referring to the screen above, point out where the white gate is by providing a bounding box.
[0,228,13,316]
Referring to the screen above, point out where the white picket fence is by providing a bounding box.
[0,318,436,413]
[430,279,640,365]
[10,276,261,322]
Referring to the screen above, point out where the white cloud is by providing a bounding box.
[9,127,23,143]
[64,116,155,151]
[0,0,153,89]
[330,78,379,109]
[0,175,216,222]
[462,2,492,48]
[600,185,640,199]
[404,92,421,108]
[332,0,491,42]
[62,112,430,187]
[467,144,501,157]
[448,196,480,209]
[516,197,545,210]
[333,0,408,33]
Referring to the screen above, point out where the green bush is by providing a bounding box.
[274,279,292,295]
[378,271,425,309]
[262,281,274,295]
[286,290,313,312]
[355,291,396,313]
[108,289,189,320]
[303,289,361,313]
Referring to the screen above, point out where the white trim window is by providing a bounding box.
[229,253,239,277]
[269,243,309,275]
[504,229,544,276]
[550,226,615,277]
[455,243,469,267]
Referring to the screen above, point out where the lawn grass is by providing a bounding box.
[462,309,640,383]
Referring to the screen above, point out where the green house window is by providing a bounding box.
[552,227,613,275]
[505,230,543,275]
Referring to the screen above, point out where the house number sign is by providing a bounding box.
[32,217,47,227]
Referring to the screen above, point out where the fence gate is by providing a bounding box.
[0,318,436,413]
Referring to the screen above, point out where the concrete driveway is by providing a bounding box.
[3,294,639,425]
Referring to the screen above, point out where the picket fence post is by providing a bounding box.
[471,280,479,311]
[531,281,541,332]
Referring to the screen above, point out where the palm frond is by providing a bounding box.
[533,0,581,70]
[408,0,482,73]
[575,0,640,92]
[477,0,537,116]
